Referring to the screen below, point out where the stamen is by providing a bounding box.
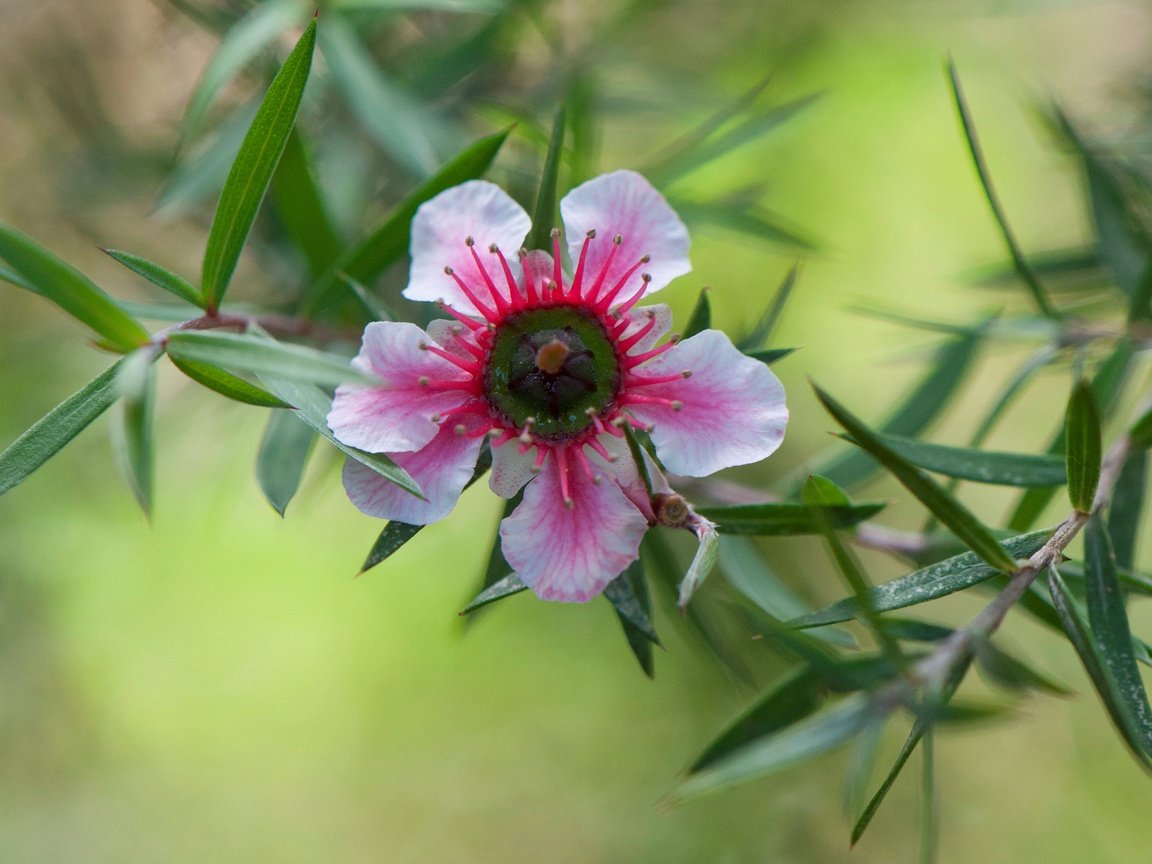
[595,254,650,312]
[444,266,497,321]
[551,228,565,297]
[518,249,539,304]
[467,240,510,314]
[518,417,536,445]
[531,445,548,474]
[417,377,480,394]
[419,340,479,373]
[625,335,679,368]
[554,445,574,507]
[569,229,596,300]
[586,436,617,463]
[451,331,484,359]
[626,371,691,387]
[491,429,517,447]
[615,273,653,316]
[436,300,484,331]
[489,244,523,308]
[572,445,598,484]
[623,393,683,411]
[618,310,658,352]
[585,233,622,304]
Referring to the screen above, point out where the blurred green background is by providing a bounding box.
[2,0,1151,861]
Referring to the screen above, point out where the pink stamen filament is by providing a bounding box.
[418,377,481,394]
[491,429,517,448]
[572,445,597,483]
[621,393,683,411]
[626,371,689,387]
[585,436,616,463]
[519,249,539,304]
[437,301,484,331]
[451,332,485,359]
[615,274,653,316]
[554,445,574,506]
[585,234,622,304]
[569,230,595,301]
[617,312,658,352]
[467,239,509,314]
[445,267,497,321]
[490,244,524,309]
[594,256,649,311]
[532,445,548,473]
[421,341,480,373]
[551,229,565,298]
[625,338,678,369]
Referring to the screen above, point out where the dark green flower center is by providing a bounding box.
[484,306,621,439]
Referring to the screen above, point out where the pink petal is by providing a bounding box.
[426,317,481,360]
[626,329,787,477]
[342,424,484,525]
[587,432,664,523]
[618,303,673,355]
[489,440,537,499]
[500,446,649,602]
[560,170,690,302]
[327,322,477,454]
[403,181,531,314]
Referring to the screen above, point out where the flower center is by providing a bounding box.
[483,306,621,440]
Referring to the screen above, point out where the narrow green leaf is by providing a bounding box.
[605,559,659,678]
[0,262,33,291]
[113,347,160,515]
[331,0,504,11]
[623,425,656,499]
[947,60,1057,319]
[689,667,825,772]
[319,18,453,178]
[303,129,509,314]
[256,409,316,516]
[673,694,875,802]
[359,449,492,574]
[1108,451,1147,570]
[201,18,316,310]
[806,327,986,491]
[920,728,938,864]
[1048,566,1152,768]
[972,636,1071,696]
[271,128,343,276]
[0,225,148,351]
[1084,515,1152,751]
[815,385,1018,572]
[259,377,421,498]
[0,360,124,496]
[1131,406,1152,450]
[102,248,203,307]
[792,529,1051,628]
[1129,257,1152,323]
[670,199,816,250]
[696,500,885,536]
[868,433,1067,487]
[1065,379,1102,512]
[461,573,528,614]
[745,347,796,366]
[529,106,566,252]
[181,0,308,141]
[169,355,289,408]
[678,519,721,610]
[461,492,519,617]
[682,289,712,339]
[742,264,797,350]
[167,331,374,390]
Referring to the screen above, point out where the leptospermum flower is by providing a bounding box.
[327,170,788,602]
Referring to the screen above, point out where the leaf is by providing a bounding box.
[947,60,1058,319]
[271,128,343,276]
[200,18,316,311]
[166,331,375,389]
[1065,379,1102,512]
[331,0,505,10]
[102,248,203,307]
[866,433,1067,487]
[460,573,528,614]
[920,728,938,864]
[113,347,159,515]
[670,200,816,250]
[320,18,458,177]
[256,409,316,516]
[672,694,876,802]
[745,347,796,366]
[359,447,493,574]
[688,667,825,772]
[792,529,1051,628]
[0,225,149,352]
[529,106,566,252]
[1048,566,1152,768]
[168,354,290,408]
[805,326,986,491]
[259,376,421,498]
[303,129,510,314]
[682,289,712,339]
[678,519,721,610]
[181,0,308,142]
[0,360,124,496]
[1108,451,1147,571]
[695,501,885,536]
[741,264,797,350]
[605,560,659,678]
[814,385,1018,572]
[972,636,1071,696]
[1083,516,1152,751]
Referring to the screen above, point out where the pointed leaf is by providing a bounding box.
[529,106,566,252]
[168,355,289,408]
[1065,379,1102,512]
[256,409,316,516]
[103,248,203,307]
[166,330,375,389]
[869,434,1066,487]
[1108,451,1146,570]
[0,225,148,351]
[682,288,712,339]
[792,529,1051,628]
[0,360,124,496]
[461,573,528,614]
[678,519,721,609]
[201,18,316,310]
[113,347,160,515]
[745,347,796,366]
[815,385,1018,572]
[271,128,343,276]
[605,559,659,678]
[695,500,884,535]
[742,264,797,350]
[972,636,1071,696]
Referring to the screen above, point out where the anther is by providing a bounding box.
[465,236,475,247]
[550,228,560,238]
[444,265,454,275]
[430,413,441,423]
[682,370,692,378]
[671,400,683,411]
[418,376,430,388]
[486,428,503,439]
[488,243,498,253]
[454,424,467,436]
[613,234,622,245]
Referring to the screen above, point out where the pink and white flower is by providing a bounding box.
[327,170,788,602]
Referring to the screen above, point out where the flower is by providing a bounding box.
[327,170,788,602]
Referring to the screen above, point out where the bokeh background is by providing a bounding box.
[1,0,1151,861]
